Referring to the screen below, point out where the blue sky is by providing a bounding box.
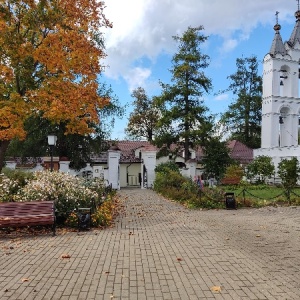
[101,0,298,139]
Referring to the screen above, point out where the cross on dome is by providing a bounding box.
[275,11,279,24]
[273,11,281,32]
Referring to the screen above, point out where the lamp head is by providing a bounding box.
[47,134,57,146]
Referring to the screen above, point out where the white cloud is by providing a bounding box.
[102,0,296,90]
[124,67,152,92]
[215,94,229,101]
[220,39,239,53]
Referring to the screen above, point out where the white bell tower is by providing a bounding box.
[255,9,300,174]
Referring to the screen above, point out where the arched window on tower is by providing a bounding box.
[279,114,283,147]
[279,107,290,147]
[279,68,288,97]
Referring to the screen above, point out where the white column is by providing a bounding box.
[59,161,71,173]
[108,150,121,190]
[141,150,156,189]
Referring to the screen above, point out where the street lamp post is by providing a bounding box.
[47,134,57,171]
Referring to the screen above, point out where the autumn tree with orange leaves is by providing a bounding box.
[0,0,112,170]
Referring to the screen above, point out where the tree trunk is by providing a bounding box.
[0,140,10,173]
[184,140,189,162]
[184,87,189,162]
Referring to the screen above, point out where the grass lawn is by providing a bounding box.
[222,185,300,207]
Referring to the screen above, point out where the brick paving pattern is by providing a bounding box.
[1,187,300,299]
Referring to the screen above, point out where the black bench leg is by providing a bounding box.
[52,223,56,236]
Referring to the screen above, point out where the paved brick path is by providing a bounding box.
[1,188,300,299]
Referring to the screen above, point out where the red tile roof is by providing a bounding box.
[227,140,253,164]
[7,140,253,166]
[116,141,156,163]
[194,140,253,165]
[113,140,253,165]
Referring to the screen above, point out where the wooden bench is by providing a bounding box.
[0,201,56,236]
[221,178,240,185]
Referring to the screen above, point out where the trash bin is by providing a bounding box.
[225,192,236,209]
[77,207,91,231]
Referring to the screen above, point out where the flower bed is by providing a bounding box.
[0,170,116,228]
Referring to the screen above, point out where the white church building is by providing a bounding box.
[254,8,300,176]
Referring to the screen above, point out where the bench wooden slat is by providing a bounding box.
[0,215,54,222]
[1,210,54,216]
[0,201,56,236]
[221,178,240,185]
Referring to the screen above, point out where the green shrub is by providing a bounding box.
[154,170,186,192]
[65,195,116,228]
[222,165,244,184]
[163,187,194,203]
[14,171,103,219]
[0,169,116,227]
[187,197,224,209]
[181,178,199,194]
[186,187,225,209]
[154,167,227,208]
[92,196,115,227]
[153,168,300,209]
[0,174,19,202]
[0,168,34,201]
[278,157,300,190]
[2,168,34,188]
[246,155,275,183]
[65,211,78,227]
[155,161,180,174]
